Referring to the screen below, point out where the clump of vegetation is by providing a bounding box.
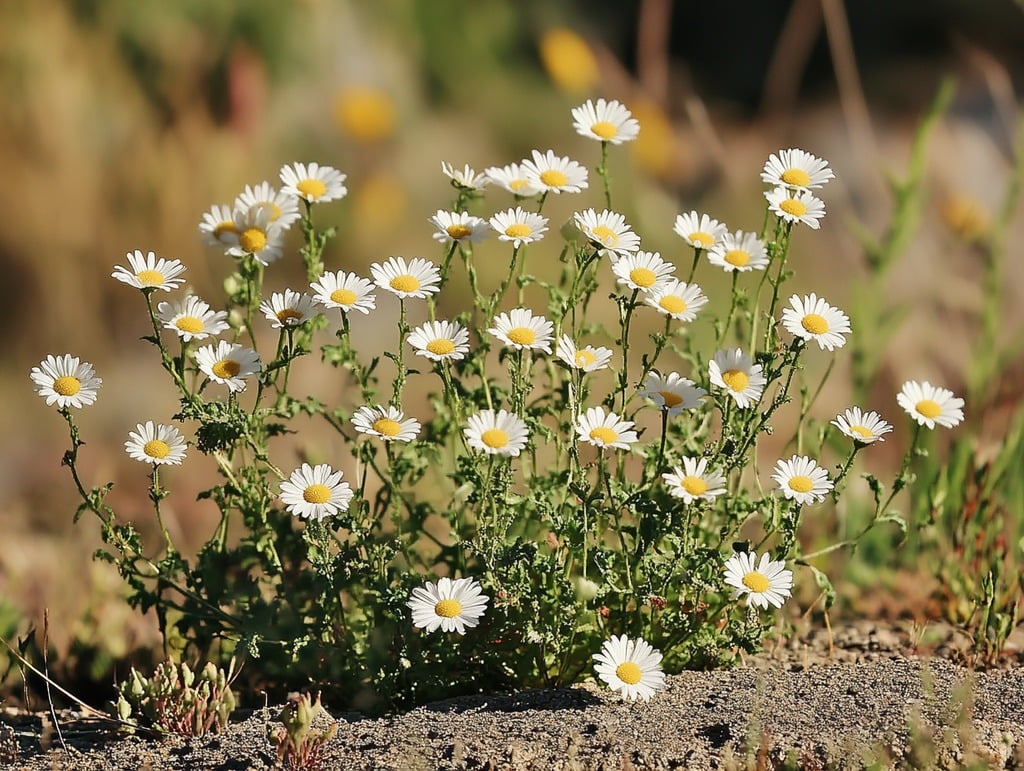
[115,659,237,736]
[267,692,338,771]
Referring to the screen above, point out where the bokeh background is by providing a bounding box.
[2,0,1023,698]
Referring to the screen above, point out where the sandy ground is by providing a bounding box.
[3,621,1023,770]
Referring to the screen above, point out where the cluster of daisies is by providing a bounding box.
[30,98,969,704]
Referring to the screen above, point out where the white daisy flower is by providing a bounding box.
[771,454,834,505]
[896,381,965,429]
[639,371,706,415]
[673,211,728,251]
[309,270,377,315]
[831,407,893,444]
[234,181,301,229]
[644,279,708,322]
[259,290,318,329]
[198,204,239,248]
[576,406,637,450]
[611,251,675,293]
[429,211,490,244]
[156,295,229,342]
[279,162,348,204]
[709,348,766,409]
[370,257,442,299]
[441,162,489,191]
[571,98,640,144]
[489,207,549,248]
[279,462,353,520]
[112,250,187,292]
[761,148,835,190]
[707,231,769,273]
[30,354,102,409]
[662,457,726,504]
[351,405,421,443]
[408,576,490,635]
[521,149,588,194]
[194,340,261,393]
[408,320,470,362]
[555,335,613,372]
[488,308,554,354]
[573,209,641,261]
[226,205,286,265]
[780,293,851,351]
[464,409,529,457]
[124,421,188,466]
[765,186,826,229]
[593,635,665,702]
[723,552,793,610]
[484,163,541,197]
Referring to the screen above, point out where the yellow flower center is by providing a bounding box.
[590,121,618,140]
[575,350,597,367]
[136,269,166,286]
[213,220,237,239]
[788,475,814,493]
[276,309,304,324]
[507,327,537,346]
[372,418,402,437]
[390,274,421,293]
[724,249,750,267]
[915,399,942,419]
[781,168,811,187]
[615,661,642,685]
[658,296,687,315]
[589,427,618,444]
[721,369,749,393]
[426,338,456,356]
[539,169,568,187]
[446,224,472,239]
[239,228,268,253]
[629,267,657,287]
[801,313,829,335]
[303,483,332,504]
[144,439,171,459]
[689,231,714,247]
[481,428,509,449]
[504,223,532,239]
[658,390,683,408]
[334,87,396,143]
[742,571,770,593]
[681,476,707,496]
[509,179,530,193]
[175,316,204,334]
[850,425,874,438]
[256,202,283,221]
[212,359,241,379]
[591,225,618,245]
[434,598,462,618]
[297,178,327,200]
[538,28,599,94]
[780,198,807,217]
[53,376,81,396]
[330,288,357,306]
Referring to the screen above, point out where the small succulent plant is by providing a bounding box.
[267,691,338,771]
[115,658,237,736]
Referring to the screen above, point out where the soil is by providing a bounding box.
[2,620,1023,770]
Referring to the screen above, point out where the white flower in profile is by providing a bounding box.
[723,551,793,610]
[771,454,834,505]
[464,409,529,457]
[226,205,286,265]
[30,354,102,409]
[194,340,261,393]
[780,293,851,351]
[408,320,470,362]
[761,148,834,190]
[611,251,675,294]
[896,381,965,429]
[644,279,708,322]
[489,207,549,248]
[441,162,489,191]
[370,257,442,300]
[831,407,893,444]
[639,371,706,415]
[488,308,554,354]
[234,181,301,229]
[429,211,490,244]
[765,186,826,229]
[124,421,188,466]
[157,295,229,342]
[112,250,187,292]
[576,406,637,450]
[351,405,421,443]
[279,162,348,203]
[484,163,541,197]
[673,211,728,251]
[571,98,640,144]
[662,457,726,504]
[593,635,665,702]
[707,231,769,273]
[573,209,641,261]
[709,348,766,409]
[309,271,376,315]
[521,149,589,194]
[555,335,613,373]
[259,290,319,329]
[279,463,353,520]
[408,576,489,635]
[198,204,239,248]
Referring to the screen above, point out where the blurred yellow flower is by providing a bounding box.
[538,28,598,94]
[628,99,677,179]
[333,86,396,143]
[941,193,989,242]
[353,173,407,236]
